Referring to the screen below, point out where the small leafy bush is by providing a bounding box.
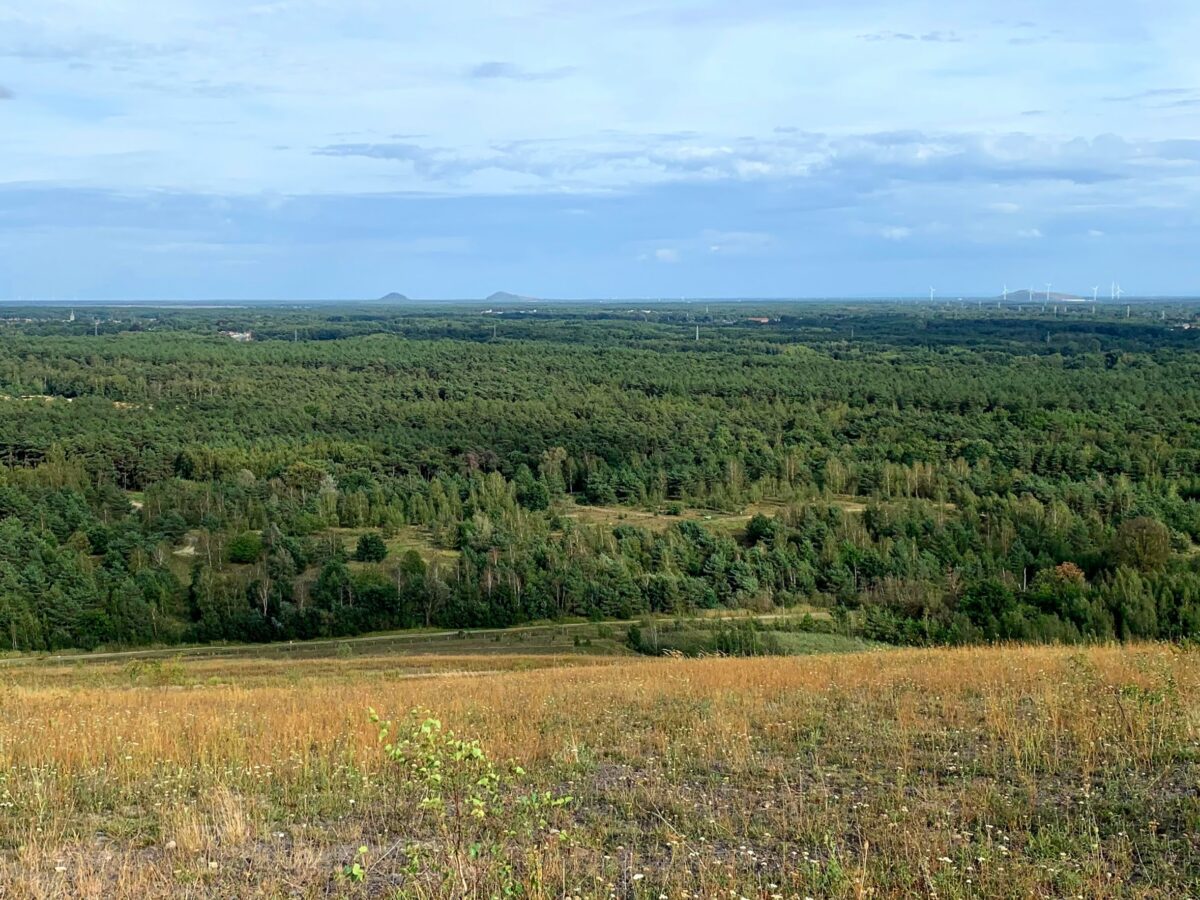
[369,708,572,894]
[124,657,188,686]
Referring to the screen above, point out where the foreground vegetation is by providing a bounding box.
[1,643,1197,897]
[2,301,1199,653]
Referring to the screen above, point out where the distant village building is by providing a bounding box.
[746,317,771,324]
[220,330,254,342]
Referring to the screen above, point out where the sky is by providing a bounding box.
[1,0,1198,300]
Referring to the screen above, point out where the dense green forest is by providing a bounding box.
[1,300,1199,652]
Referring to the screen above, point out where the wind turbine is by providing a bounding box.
[1045,282,1052,303]
[929,286,936,304]
[1115,283,1124,300]
[1002,284,1009,302]
[1092,286,1099,303]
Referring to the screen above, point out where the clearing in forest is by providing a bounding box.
[561,495,870,534]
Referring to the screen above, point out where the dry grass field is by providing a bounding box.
[559,497,870,536]
[1,644,1198,898]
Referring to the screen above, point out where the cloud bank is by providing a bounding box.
[1,0,1198,298]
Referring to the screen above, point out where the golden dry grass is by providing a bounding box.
[561,498,861,534]
[1,644,1198,897]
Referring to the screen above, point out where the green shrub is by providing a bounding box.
[353,532,388,562]
[369,708,572,891]
[227,531,263,564]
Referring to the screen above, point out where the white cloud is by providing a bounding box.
[1017,228,1043,238]
[654,247,680,263]
[702,230,774,255]
[880,226,912,240]
[989,201,1021,213]
[6,0,1200,198]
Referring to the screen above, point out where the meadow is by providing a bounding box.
[2,641,1197,898]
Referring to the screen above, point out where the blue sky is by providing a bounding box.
[1,0,1198,300]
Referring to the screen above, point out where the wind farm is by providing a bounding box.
[928,279,1131,304]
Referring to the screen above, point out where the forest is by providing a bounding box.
[1,300,1198,652]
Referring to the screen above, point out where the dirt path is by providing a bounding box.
[0,611,809,668]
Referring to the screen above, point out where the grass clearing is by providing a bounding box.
[2,643,1198,897]
[560,495,873,536]
[326,525,460,564]
[0,621,637,669]
[559,495,951,540]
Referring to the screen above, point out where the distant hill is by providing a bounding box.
[1000,289,1085,302]
[486,291,538,303]
[378,292,411,302]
